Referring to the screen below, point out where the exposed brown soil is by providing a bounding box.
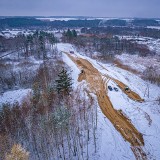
[112,78,144,102]
[65,52,147,159]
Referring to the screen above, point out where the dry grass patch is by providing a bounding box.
[114,59,140,75]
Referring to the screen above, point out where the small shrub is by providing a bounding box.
[142,66,160,86]
[5,144,29,160]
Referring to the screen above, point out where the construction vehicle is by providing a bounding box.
[108,86,113,91]
[124,86,130,93]
[114,87,118,92]
[70,51,74,54]
[81,70,84,74]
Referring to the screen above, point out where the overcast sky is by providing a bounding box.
[0,0,159,18]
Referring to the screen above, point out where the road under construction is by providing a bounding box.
[64,52,147,160]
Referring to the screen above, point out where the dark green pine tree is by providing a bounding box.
[72,30,77,38]
[38,34,46,59]
[66,29,73,40]
[55,68,73,95]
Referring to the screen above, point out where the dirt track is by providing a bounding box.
[112,78,144,102]
[65,53,147,159]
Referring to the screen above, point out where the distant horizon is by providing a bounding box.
[1,0,159,19]
[0,16,160,19]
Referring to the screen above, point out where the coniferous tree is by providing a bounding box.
[32,82,40,106]
[66,29,73,41]
[55,68,72,96]
[39,33,46,59]
[72,30,77,38]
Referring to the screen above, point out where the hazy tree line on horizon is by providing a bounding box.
[0,18,159,29]
[81,27,160,39]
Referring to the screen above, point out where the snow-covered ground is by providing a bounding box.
[57,43,160,160]
[147,26,160,30]
[36,17,111,22]
[0,29,35,38]
[0,29,63,39]
[37,17,79,21]
[0,29,65,40]
[0,89,31,106]
[0,53,43,106]
[1,42,160,159]
[118,35,160,55]
[115,53,160,73]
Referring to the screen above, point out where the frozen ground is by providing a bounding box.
[0,53,43,106]
[0,89,32,106]
[0,29,65,40]
[0,42,159,159]
[57,43,160,160]
[118,35,160,55]
[0,29,35,38]
[115,53,160,73]
[147,26,160,30]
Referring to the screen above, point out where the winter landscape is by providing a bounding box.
[0,1,160,160]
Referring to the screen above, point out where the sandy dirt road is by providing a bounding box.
[65,52,147,160]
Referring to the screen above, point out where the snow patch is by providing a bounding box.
[0,89,32,106]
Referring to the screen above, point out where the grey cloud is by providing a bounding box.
[0,0,159,18]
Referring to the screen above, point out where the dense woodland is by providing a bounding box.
[0,17,160,29]
[81,27,160,39]
[0,18,101,29]
[72,33,154,58]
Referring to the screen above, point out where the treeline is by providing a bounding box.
[72,35,153,60]
[0,30,57,58]
[0,18,45,28]
[0,30,59,93]
[132,19,159,26]
[81,26,160,39]
[1,18,159,29]
[99,19,160,27]
[62,29,77,42]
[0,18,101,29]
[99,19,127,26]
[95,37,152,56]
[0,17,160,28]
[51,20,100,28]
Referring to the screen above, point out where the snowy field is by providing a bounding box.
[0,29,35,38]
[0,52,44,106]
[0,29,64,39]
[0,89,31,105]
[115,53,160,73]
[147,26,160,30]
